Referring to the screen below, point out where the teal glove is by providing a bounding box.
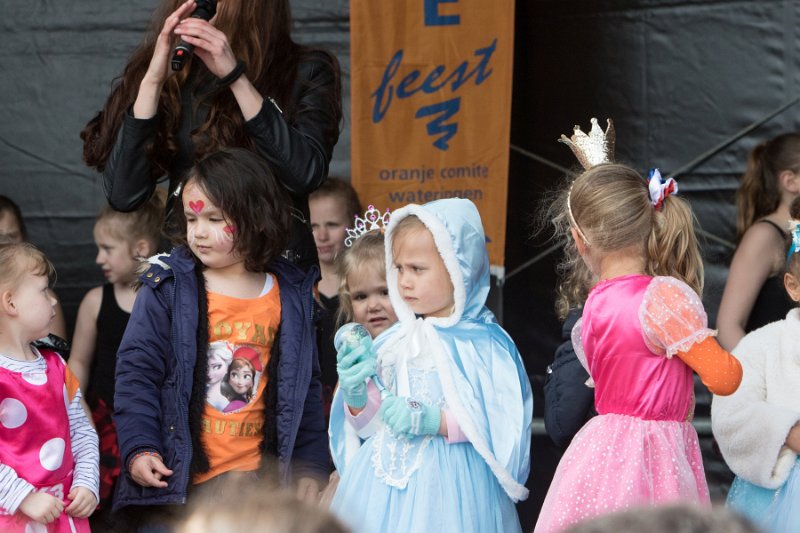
[336,336,377,409]
[379,394,441,437]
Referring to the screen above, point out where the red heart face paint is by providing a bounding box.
[189,200,205,214]
[182,180,242,271]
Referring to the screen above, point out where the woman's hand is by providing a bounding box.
[133,0,197,118]
[143,0,197,86]
[173,15,238,79]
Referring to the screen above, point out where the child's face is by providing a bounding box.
[392,226,455,318]
[94,222,139,285]
[13,270,57,341]
[207,353,228,384]
[349,265,398,338]
[309,196,349,266]
[183,180,240,271]
[0,210,22,243]
[229,364,254,394]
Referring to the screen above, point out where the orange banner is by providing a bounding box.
[350,0,515,275]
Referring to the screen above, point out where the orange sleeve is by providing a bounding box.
[676,336,742,396]
[64,364,81,404]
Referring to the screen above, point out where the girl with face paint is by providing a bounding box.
[112,148,328,527]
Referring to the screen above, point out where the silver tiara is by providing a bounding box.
[344,205,391,247]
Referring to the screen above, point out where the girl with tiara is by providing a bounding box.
[319,206,398,508]
[712,196,800,533]
[534,119,743,533]
[329,198,533,533]
[335,205,397,339]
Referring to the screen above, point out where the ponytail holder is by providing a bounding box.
[647,168,678,210]
[787,220,800,263]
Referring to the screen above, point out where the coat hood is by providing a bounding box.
[384,198,490,327]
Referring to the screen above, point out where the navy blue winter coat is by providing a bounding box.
[112,246,327,509]
[543,308,596,448]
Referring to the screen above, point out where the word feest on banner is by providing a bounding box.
[371,39,497,151]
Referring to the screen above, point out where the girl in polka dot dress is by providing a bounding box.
[534,120,743,533]
[0,243,99,532]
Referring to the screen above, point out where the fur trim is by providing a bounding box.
[712,316,800,488]
[425,324,529,501]
[384,204,466,328]
[189,267,211,475]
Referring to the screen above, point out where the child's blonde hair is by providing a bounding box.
[0,242,56,293]
[95,188,165,252]
[553,163,703,317]
[335,230,387,326]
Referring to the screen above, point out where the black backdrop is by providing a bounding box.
[3,0,800,528]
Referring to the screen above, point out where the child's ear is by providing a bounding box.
[133,239,153,259]
[0,290,18,316]
[779,170,800,195]
[571,228,588,256]
[784,271,800,302]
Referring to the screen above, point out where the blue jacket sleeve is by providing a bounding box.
[290,332,330,480]
[113,281,172,468]
[543,309,596,448]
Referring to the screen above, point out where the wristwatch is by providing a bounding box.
[407,398,423,435]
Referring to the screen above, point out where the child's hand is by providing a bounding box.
[18,491,64,524]
[65,487,97,518]
[336,338,377,409]
[130,454,173,488]
[296,476,321,503]
[379,395,442,438]
[786,422,800,453]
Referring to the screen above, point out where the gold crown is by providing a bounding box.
[344,205,391,247]
[558,118,615,170]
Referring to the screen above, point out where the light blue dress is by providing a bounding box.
[328,199,533,533]
[727,460,800,533]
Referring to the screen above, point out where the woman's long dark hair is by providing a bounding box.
[81,0,341,176]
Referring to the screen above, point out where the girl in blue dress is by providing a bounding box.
[328,198,533,533]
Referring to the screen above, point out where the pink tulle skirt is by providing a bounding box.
[534,413,710,533]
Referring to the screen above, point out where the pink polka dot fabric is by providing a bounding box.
[0,350,90,532]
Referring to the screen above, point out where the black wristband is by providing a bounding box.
[216,59,246,89]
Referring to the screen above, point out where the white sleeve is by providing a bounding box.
[0,463,34,514]
[711,327,800,489]
[68,388,100,503]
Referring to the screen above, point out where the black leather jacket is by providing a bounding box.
[102,52,339,270]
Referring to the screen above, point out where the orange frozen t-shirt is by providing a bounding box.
[194,274,280,484]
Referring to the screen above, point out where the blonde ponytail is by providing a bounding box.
[646,195,704,296]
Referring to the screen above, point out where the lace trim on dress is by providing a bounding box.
[665,328,717,359]
[639,276,712,359]
[370,429,434,489]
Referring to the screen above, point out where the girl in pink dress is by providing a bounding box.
[0,243,99,532]
[534,120,743,533]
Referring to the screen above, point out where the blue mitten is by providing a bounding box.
[336,336,377,408]
[378,394,441,437]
